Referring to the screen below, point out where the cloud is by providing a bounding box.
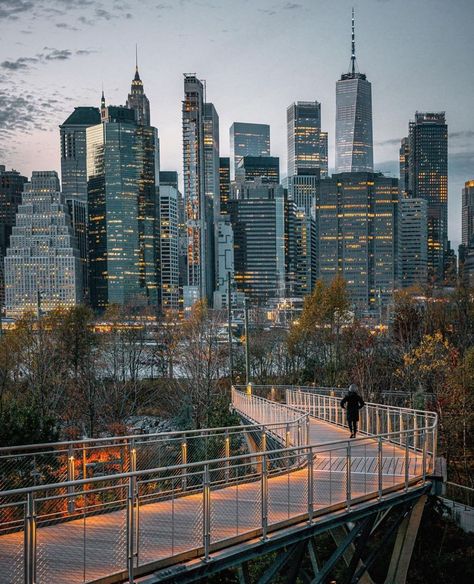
[283,2,302,9]
[55,22,78,31]
[376,137,403,147]
[0,0,34,20]
[1,47,95,72]
[449,130,474,140]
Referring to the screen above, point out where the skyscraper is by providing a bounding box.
[319,131,328,179]
[87,105,159,309]
[408,112,448,282]
[287,101,323,177]
[399,137,410,198]
[335,10,373,173]
[182,74,208,307]
[159,185,179,311]
[316,173,398,315]
[229,122,270,181]
[236,156,280,184]
[126,59,151,126]
[60,107,101,201]
[4,171,82,317]
[219,157,230,215]
[398,198,428,288]
[228,183,286,304]
[461,180,474,247]
[286,175,319,218]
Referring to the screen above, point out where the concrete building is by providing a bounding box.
[4,171,81,317]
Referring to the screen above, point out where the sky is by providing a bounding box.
[1,0,473,248]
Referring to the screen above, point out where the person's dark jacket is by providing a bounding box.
[340,393,365,421]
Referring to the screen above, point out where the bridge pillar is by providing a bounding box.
[384,495,427,584]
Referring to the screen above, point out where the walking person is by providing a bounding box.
[341,384,365,438]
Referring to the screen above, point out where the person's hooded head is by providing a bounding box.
[348,384,358,394]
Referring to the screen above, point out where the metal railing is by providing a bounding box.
[0,417,304,493]
[231,387,309,448]
[285,388,437,466]
[0,432,429,584]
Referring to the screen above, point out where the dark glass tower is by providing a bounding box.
[408,112,448,282]
[229,122,270,181]
[287,101,323,177]
[0,166,27,307]
[87,105,159,309]
[236,156,280,184]
[335,9,373,173]
[219,157,230,215]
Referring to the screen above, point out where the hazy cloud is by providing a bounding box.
[376,137,403,147]
[1,47,95,72]
[283,2,302,10]
[1,56,39,70]
[0,0,34,20]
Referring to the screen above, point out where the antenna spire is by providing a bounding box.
[351,7,356,75]
[135,43,138,71]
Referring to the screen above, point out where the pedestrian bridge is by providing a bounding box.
[0,386,438,583]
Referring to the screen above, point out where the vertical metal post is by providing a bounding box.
[346,442,352,511]
[378,437,383,500]
[297,419,301,447]
[203,465,211,561]
[422,430,427,482]
[244,297,250,386]
[129,440,137,473]
[24,492,36,584]
[285,424,290,448]
[306,415,310,446]
[181,437,187,491]
[82,443,87,481]
[227,272,233,384]
[366,407,370,435]
[376,406,380,435]
[261,429,267,452]
[261,454,268,540]
[399,412,404,447]
[404,433,410,491]
[307,449,314,523]
[67,447,75,514]
[414,414,419,450]
[224,431,230,482]
[127,476,136,583]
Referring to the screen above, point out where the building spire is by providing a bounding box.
[351,7,356,75]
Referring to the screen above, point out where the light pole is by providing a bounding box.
[227,272,233,385]
[244,296,250,386]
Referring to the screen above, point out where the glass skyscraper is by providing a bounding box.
[229,122,270,181]
[87,105,159,309]
[126,64,151,126]
[407,112,448,282]
[335,11,373,174]
[287,101,326,177]
[219,157,230,215]
[316,173,398,315]
[4,171,82,317]
[236,156,280,184]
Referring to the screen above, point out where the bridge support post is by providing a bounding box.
[261,454,268,540]
[346,442,352,511]
[378,437,383,500]
[181,437,187,491]
[67,446,75,514]
[127,475,136,583]
[385,495,427,584]
[203,465,211,562]
[225,431,230,483]
[307,449,314,523]
[24,492,36,584]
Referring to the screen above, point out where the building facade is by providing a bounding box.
[398,198,428,288]
[229,122,270,181]
[219,157,230,215]
[236,156,280,184]
[286,175,319,218]
[287,101,326,177]
[126,65,151,126]
[87,105,159,309]
[335,12,373,173]
[159,185,180,310]
[408,112,448,282]
[0,166,27,307]
[462,180,474,247]
[228,184,286,304]
[316,173,398,315]
[4,171,82,317]
[60,107,101,201]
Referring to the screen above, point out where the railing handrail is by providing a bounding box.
[285,387,438,423]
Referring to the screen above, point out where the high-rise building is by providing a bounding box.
[4,171,82,317]
[399,137,410,198]
[212,218,235,309]
[228,183,286,304]
[0,166,27,307]
[287,101,323,177]
[236,156,280,184]
[288,206,317,297]
[408,112,448,282]
[66,197,88,300]
[335,10,373,174]
[229,122,270,181]
[319,131,328,179]
[182,74,209,308]
[126,61,151,126]
[316,173,398,315]
[87,105,159,309]
[159,185,179,311]
[219,157,230,215]
[462,180,474,247]
[286,175,319,218]
[60,107,101,201]
[398,198,428,289]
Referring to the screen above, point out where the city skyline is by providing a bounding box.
[1,1,473,248]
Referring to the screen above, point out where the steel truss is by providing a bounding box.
[143,486,429,584]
